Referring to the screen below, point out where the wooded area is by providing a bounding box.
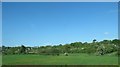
[1,39,120,56]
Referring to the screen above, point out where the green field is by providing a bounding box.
[2,53,118,65]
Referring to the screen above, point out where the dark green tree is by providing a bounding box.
[93,39,97,43]
[19,45,26,54]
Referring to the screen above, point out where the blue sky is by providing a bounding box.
[3,2,118,47]
[0,2,1,46]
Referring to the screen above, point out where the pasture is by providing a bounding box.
[2,53,118,65]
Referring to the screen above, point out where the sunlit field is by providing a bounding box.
[2,53,118,65]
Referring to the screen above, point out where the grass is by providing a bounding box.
[2,53,118,65]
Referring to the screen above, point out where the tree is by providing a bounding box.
[112,39,120,46]
[19,45,26,54]
[93,39,97,43]
[101,40,111,44]
[51,48,60,56]
[63,44,71,53]
[96,46,105,55]
[2,46,7,55]
[73,42,82,48]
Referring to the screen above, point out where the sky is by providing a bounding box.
[2,2,118,47]
[0,2,1,47]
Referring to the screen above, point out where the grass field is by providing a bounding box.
[2,53,118,65]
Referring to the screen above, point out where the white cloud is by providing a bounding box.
[104,32,109,35]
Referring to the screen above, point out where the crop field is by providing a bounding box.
[2,53,118,65]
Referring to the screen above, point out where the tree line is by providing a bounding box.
[1,39,120,56]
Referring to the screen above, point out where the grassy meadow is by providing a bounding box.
[2,53,118,65]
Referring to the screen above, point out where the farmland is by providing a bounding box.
[2,53,118,65]
[2,39,119,65]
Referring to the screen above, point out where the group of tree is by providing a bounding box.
[1,39,120,56]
